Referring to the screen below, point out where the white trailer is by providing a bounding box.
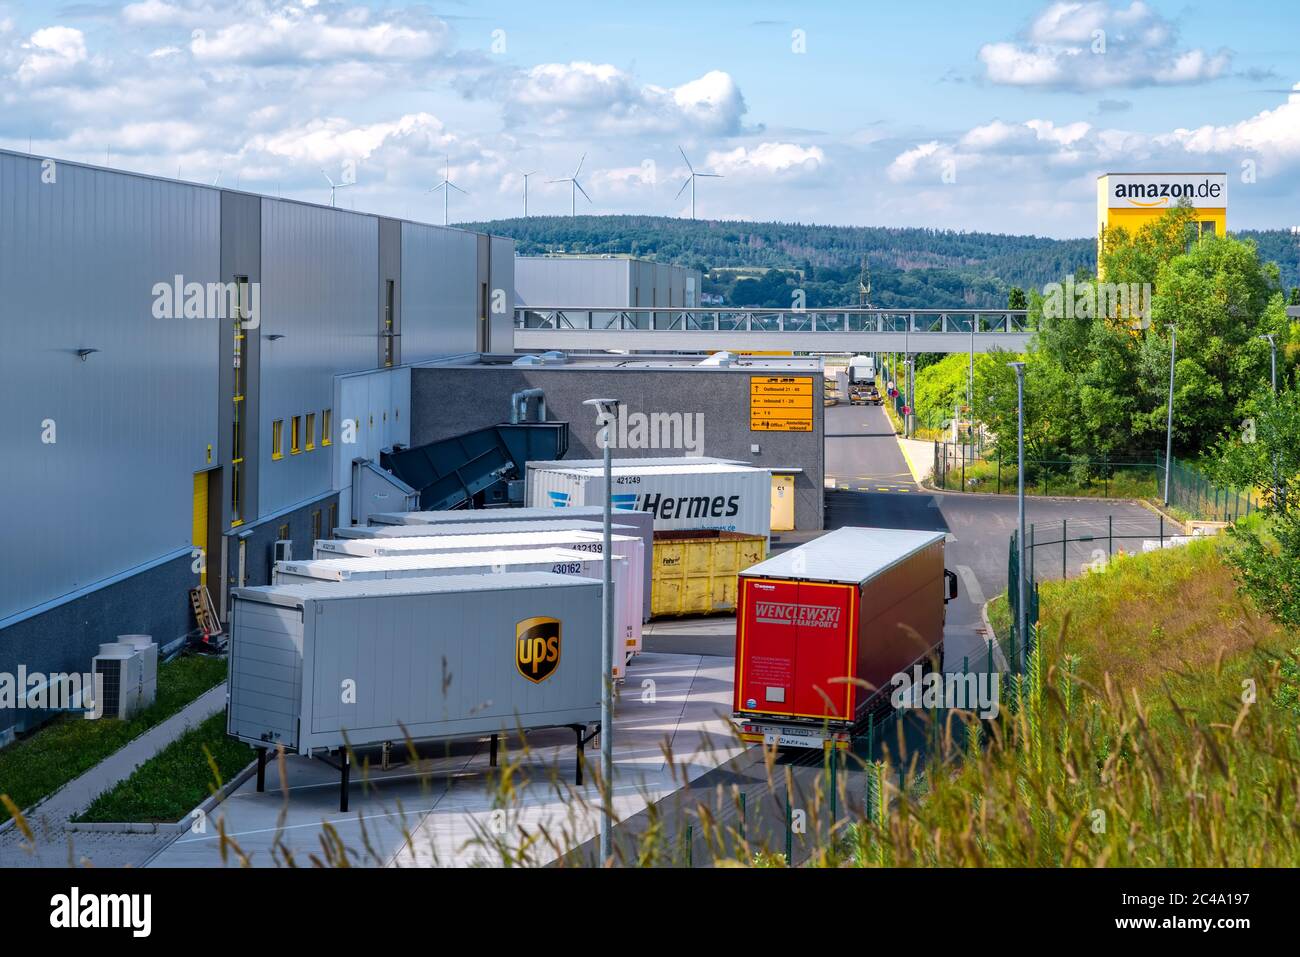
[526,458,772,541]
[273,546,642,667]
[848,354,876,385]
[367,508,655,621]
[227,572,603,811]
[333,518,615,539]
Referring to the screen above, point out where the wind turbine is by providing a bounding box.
[428,155,467,225]
[675,146,722,220]
[520,169,539,217]
[548,153,591,217]
[321,169,351,208]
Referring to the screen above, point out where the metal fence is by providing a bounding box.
[933,444,1162,498]
[1155,452,1262,522]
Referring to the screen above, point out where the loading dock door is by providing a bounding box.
[771,473,795,532]
[193,471,208,586]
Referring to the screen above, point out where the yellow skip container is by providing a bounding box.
[651,530,767,617]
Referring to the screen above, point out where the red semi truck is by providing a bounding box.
[733,526,958,750]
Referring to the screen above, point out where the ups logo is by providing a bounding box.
[516,617,561,683]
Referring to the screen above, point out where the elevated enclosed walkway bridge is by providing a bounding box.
[514,307,1033,354]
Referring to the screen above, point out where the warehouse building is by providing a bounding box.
[515,255,703,320]
[0,148,514,741]
[407,353,825,532]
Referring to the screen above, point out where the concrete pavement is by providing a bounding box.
[145,651,741,868]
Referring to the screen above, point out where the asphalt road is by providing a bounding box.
[589,401,1179,866]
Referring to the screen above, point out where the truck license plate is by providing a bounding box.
[763,727,823,749]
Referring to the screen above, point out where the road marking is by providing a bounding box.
[954,564,986,606]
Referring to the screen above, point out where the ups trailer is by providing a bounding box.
[367,508,655,622]
[732,526,958,751]
[526,458,772,542]
[227,572,602,811]
[273,546,642,672]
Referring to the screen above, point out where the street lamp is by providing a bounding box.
[582,396,620,865]
[1008,361,1027,672]
[1163,325,1177,505]
[904,356,915,439]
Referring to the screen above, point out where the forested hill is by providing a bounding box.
[458,215,1299,309]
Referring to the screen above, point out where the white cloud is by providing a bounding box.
[1158,82,1300,161]
[189,7,449,65]
[17,26,90,86]
[978,1,1230,90]
[704,142,824,178]
[508,63,748,135]
[122,1,213,28]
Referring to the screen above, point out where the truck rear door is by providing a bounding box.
[790,582,855,721]
[736,579,855,722]
[736,578,798,716]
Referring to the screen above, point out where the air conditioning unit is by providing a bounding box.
[273,539,293,563]
[117,635,158,709]
[92,643,146,720]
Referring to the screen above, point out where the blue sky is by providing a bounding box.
[1,0,1298,235]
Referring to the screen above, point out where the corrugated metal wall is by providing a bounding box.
[401,222,479,356]
[489,235,514,351]
[257,199,379,517]
[0,152,220,620]
[514,257,631,309]
[0,148,511,633]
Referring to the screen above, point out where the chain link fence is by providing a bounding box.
[1155,452,1262,522]
[933,444,1162,498]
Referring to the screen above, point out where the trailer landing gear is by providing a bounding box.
[574,723,601,786]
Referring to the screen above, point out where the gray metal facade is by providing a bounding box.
[0,148,514,736]
[400,222,479,356]
[257,200,379,518]
[0,150,221,621]
[514,257,701,312]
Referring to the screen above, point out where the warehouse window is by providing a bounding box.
[278,523,290,541]
[305,412,316,451]
[311,509,322,541]
[322,409,332,446]
[291,415,302,455]
[328,500,338,530]
[272,419,284,460]
[383,280,396,367]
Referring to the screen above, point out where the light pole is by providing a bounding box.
[582,397,619,865]
[1008,361,1027,672]
[904,356,915,438]
[1259,333,1279,508]
[1163,325,1177,505]
[969,318,976,439]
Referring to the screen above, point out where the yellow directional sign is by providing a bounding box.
[751,376,814,431]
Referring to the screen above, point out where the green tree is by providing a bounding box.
[1147,234,1286,454]
[1008,286,1028,310]
[1211,387,1300,630]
